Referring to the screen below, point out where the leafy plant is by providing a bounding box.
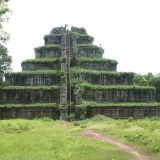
[60,57,66,63]
[71,27,87,34]
[38,116,53,122]
[75,105,87,120]
[128,117,135,122]
[89,114,114,122]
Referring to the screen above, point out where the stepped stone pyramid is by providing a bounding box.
[0,25,156,120]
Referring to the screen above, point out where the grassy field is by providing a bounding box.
[77,115,160,159]
[0,116,160,160]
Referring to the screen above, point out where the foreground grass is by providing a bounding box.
[0,118,136,160]
[77,115,160,159]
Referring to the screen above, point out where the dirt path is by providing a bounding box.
[81,130,155,160]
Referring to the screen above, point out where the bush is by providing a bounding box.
[150,116,160,121]
[90,114,114,122]
[38,116,53,122]
[127,117,135,122]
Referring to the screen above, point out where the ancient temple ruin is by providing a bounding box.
[0,25,158,120]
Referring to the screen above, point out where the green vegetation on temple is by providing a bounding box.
[72,44,104,54]
[21,58,60,64]
[0,103,59,108]
[5,70,63,76]
[34,44,61,52]
[70,32,94,43]
[71,27,87,34]
[80,82,155,91]
[44,34,61,40]
[82,100,159,107]
[71,67,133,77]
[0,85,59,90]
[76,57,117,63]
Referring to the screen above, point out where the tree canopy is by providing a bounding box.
[134,73,160,102]
[0,44,12,77]
[0,0,12,84]
[0,0,10,42]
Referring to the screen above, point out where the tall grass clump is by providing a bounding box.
[89,114,114,122]
[0,119,34,134]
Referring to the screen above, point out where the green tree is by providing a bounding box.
[0,0,10,42]
[134,72,160,102]
[0,44,12,84]
[134,72,154,86]
[149,77,160,102]
[0,0,12,84]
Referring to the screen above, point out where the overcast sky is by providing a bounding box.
[3,0,160,75]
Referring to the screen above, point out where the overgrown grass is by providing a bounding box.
[1,116,160,159]
[0,119,136,160]
[78,115,160,158]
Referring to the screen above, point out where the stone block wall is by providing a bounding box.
[70,35,93,45]
[75,50,102,58]
[83,88,155,103]
[0,106,159,120]
[22,62,60,71]
[0,107,59,120]
[80,74,134,85]
[75,37,93,44]
[86,106,160,119]
[5,74,60,86]
[78,61,117,71]
[35,50,61,58]
[44,35,61,45]
[0,88,60,104]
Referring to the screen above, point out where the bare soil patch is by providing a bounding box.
[81,130,157,160]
